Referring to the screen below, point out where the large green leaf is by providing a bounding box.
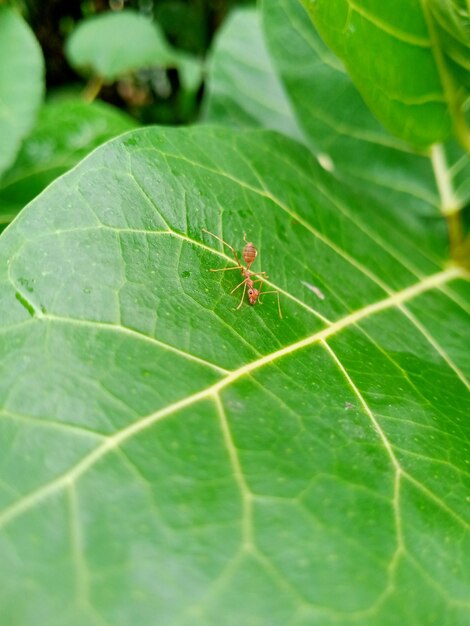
[0,5,44,177]
[0,99,137,230]
[262,1,417,156]
[0,125,469,625]
[299,0,470,148]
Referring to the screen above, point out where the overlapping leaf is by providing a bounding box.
[299,0,470,148]
[207,1,470,253]
[206,2,452,261]
[428,0,470,91]
[0,125,468,625]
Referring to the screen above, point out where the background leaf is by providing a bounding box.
[206,1,456,266]
[65,8,202,92]
[263,0,470,260]
[0,5,44,177]
[206,0,470,222]
[202,6,305,143]
[0,99,136,232]
[428,0,470,91]
[65,9,173,80]
[299,0,470,148]
[0,125,468,625]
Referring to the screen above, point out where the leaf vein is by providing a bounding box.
[0,267,463,529]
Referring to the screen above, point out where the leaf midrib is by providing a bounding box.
[0,265,465,530]
[346,0,431,48]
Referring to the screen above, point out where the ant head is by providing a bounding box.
[247,287,260,305]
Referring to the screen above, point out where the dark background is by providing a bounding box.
[13,0,254,123]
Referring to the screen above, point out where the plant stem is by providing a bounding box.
[83,75,103,103]
[447,212,468,266]
[430,144,468,266]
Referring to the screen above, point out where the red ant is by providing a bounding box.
[203,229,282,318]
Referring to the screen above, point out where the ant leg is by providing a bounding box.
[236,282,247,310]
[277,292,282,319]
[209,266,240,273]
[202,229,241,265]
[230,278,247,294]
[258,290,283,319]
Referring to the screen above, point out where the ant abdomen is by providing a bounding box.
[243,242,257,267]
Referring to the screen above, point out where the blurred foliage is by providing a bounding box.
[0,99,136,230]
[6,0,254,125]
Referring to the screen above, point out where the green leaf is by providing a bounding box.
[428,0,470,90]
[203,6,305,143]
[0,5,44,177]
[0,125,469,625]
[65,9,172,80]
[262,0,470,261]
[299,0,470,148]
[205,0,470,265]
[262,0,409,150]
[0,99,137,230]
[205,0,469,225]
[65,9,202,91]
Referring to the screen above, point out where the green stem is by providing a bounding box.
[447,212,468,267]
[82,75,104,103]
[430,144,468,266]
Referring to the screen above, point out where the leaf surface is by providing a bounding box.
[0,6,44,177]
[0,125,469,625]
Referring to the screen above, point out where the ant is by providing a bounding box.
[203,229,282,318]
